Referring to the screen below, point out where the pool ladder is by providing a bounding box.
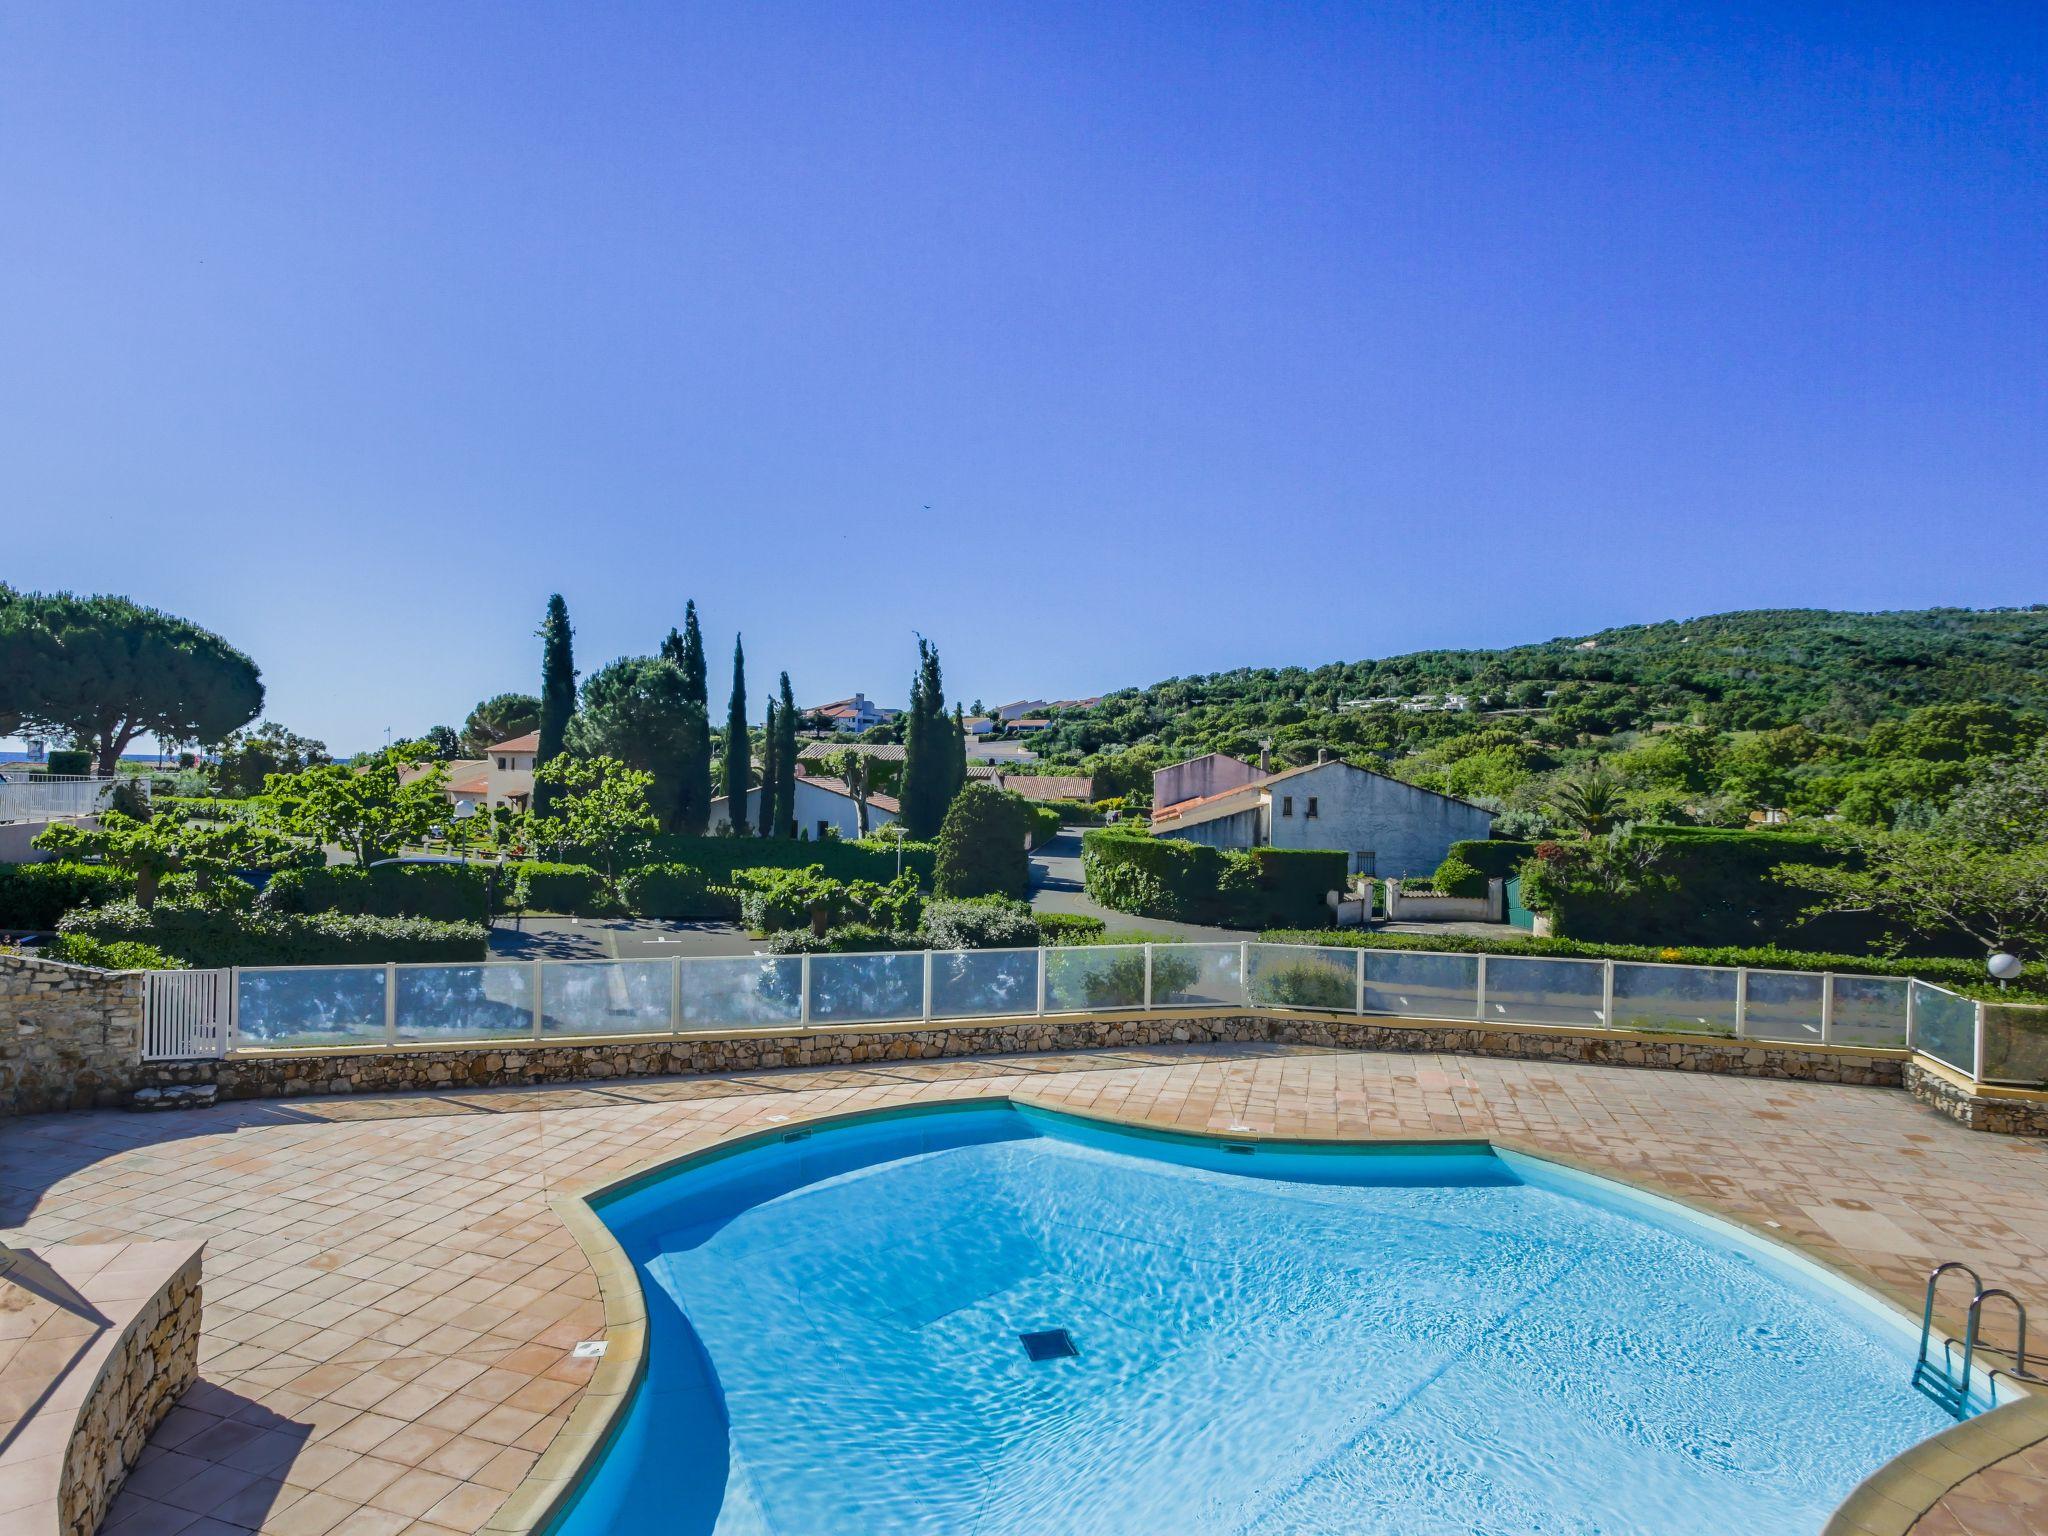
[1913,1261,2031,1418]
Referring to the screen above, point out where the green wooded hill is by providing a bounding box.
[1037,606,2048,762]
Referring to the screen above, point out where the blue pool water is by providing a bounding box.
[555,1105,1967,1536]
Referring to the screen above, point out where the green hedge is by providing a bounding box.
[511,862,612,915]
[261,863,491,923]
[643,834,936,888]
[1027,804,1063,848]
[1432,839,1534,896]
[1036,913,1106,944]
[934,785,1032,898]
[618,863,737,919]
[46,934,187,970]
[57,900,487,967]
[921,896,1039,950]
[0,861,133,930]
[1080,832,1345,928]
[44,749,90,776]
[1256,928,2048,1002]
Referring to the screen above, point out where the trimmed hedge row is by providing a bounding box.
[1081,831,1346,929]
[0,861,132,930]
[262,863,491,923]
[643,834,936,888]
[1431,839,1535,896]
[1257,928,2048,1003]
[46,934,186,970]
[56,900,488,967]
[511,862,612,916]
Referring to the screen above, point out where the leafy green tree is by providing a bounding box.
[0,588,263,772]
[534,595,576,816]
[213,722,331,798]
[1547,764,1627,837]
[722,635,751,832]
[660,601,715,832]
[1776,831,2048,959]
[816,748,876,836]
[775,672,799,838]
[564,656,707,834]
[932,783,1032,897]
[462,692,540,754]
[259,759,453,866]
[416,725,463,760]
[1936,743,2048,852]
[756,700,778,836]
[524,755,659,879]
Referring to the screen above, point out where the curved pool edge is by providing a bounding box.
[485,1092,2036,1536]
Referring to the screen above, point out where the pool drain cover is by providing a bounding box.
[1020,1329,1078,1362]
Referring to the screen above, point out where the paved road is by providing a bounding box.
[488,915,759,960]
[1026,828,1253,943]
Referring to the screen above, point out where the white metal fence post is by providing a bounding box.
[800,954,813,1027]
[1971,1000,1987,1083]
[228,966,241,1053]
[1355,947,1366,1015]
[1820,972,1835,1045]
[1905,981,1917,1051]
[1036,947,1048,1015]
[1143,944,1154,1011]
[922,950,934,1022]
[1474,953,1488,1022]
[670,956,683,1037]
[383,963,397,1045]
[1600,960,1615,1029]
[530,959,544,1042]
[1734,967,1749,1040]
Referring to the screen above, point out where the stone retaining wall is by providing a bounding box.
[1904,1059,2048,1138]
[159,1012,1905,1103]
[59,1246,203,1535]
[0,952,146,1114]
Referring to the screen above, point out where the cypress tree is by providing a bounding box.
[722,634,750,835]
[775,672,799,839]
[951,703,969,805]
[659,602,714,834]
[756,701,778,836]
[533,594,576,817]
[900,639,953,838]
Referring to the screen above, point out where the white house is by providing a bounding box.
[401,731,537,813]
[807,694,901,734]
[707,776,901,840]
[1150,753,1493,877]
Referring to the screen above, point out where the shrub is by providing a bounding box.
[1242,849,1349,926]
[933,784,1032,898]
[0,861,131,930]
[44,749,90,777]
[1251,957,1354,1010]
[922,897,1039,950]
[46,934,186,970]
[1430,853,1486,897]
[160,872,257,908]
[1027,804,1063,847]
[511,861,611,915]
[737,866,847,934]
[847,874,922,933]
[1036,912,1106,945]
[262,863,492,922]
[1072,944,1201,1006]
[618,863,735,919]
[642,834,936,889]
[762,923,918,955]
[57,900,487,967]
[1081,832,1345,928]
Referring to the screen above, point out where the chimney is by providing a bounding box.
[1258,742,1271,774]
[1317,749,1329,765]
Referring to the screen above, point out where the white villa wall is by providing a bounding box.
[1263,762,1492,877]
[708,780,899,839]
[1153,753,1261,809]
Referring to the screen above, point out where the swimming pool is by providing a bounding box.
[552,1103,1975,1535]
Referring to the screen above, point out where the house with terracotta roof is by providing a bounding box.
[806,694,901,734]
[400,731,538,813]
[1149,752,1491,877]
[707,776,901,840]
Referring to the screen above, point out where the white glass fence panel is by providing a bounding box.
[1610,963,1739,1036]
[1980,1002,2048,1088]
[681,955,804,1031]
[394,964,534,1045]
[1156,944,1246,1008]
[1043,945,1149,1012]
[1911,980,1978,1075]
[930,949,1041,1020]
[1363,952,1478,1019]
[1481,957,1606,1029]
[1247,944,1358,1011]
[1741,970,1826,1043]
[807,951,925,1025]
[1828,976,1909,1048]
[542,960,673,1038]
[235,966,387,1049]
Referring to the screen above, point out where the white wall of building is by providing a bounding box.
[1167,762,1493,877]
[1153,753,1261,809]
[707,780,899,840]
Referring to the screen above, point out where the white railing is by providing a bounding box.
[135,942,2008,1077]
[0,773,125,824]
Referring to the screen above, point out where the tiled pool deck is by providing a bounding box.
[4,1042,2045,1536]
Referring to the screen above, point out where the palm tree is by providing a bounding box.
[1549,764,1626,837]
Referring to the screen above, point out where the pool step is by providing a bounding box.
[1914,1261,2031,1417]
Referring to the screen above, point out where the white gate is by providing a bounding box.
[143,968,231,1059]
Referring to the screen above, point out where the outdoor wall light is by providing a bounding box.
[1987,952,2022,988]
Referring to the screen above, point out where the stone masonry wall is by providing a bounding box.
[177,1013,1906,1103]
[58,1246,202,1536]
[1905,1059,2048,1138]
[0,952,146,1114]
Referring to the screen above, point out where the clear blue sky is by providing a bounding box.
[3,2,2042,756]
